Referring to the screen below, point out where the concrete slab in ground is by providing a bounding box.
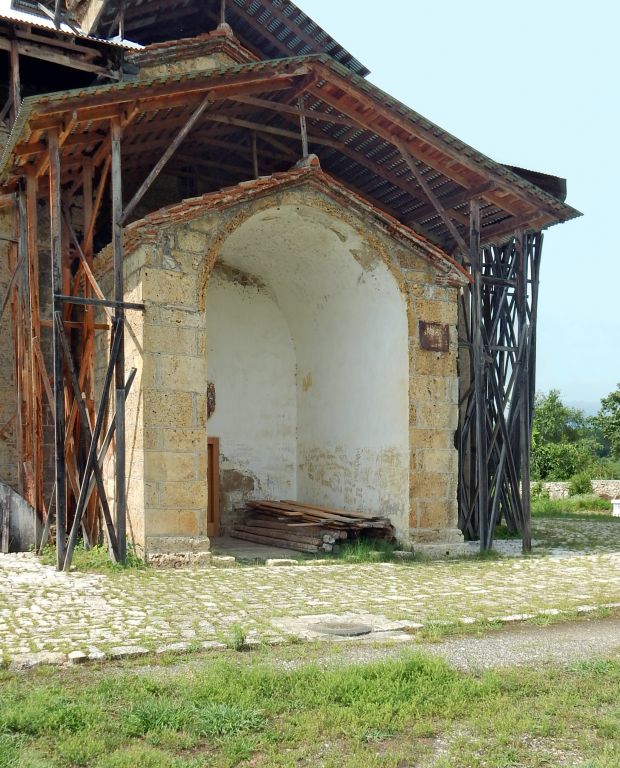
[211,535,304,561]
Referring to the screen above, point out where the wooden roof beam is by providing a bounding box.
[0,37,119,79]
[395,140,468,256]
[31,66,311,120]
[318,69,564,220]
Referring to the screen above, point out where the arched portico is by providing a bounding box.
[103,167,466,558]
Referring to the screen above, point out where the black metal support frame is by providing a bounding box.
[458,204,542,550]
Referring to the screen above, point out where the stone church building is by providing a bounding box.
[0,1,578,562]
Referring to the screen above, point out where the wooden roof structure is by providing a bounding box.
[0,48,580,254]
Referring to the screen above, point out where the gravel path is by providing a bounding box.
[248,616,620,673]
[426,616,620,671]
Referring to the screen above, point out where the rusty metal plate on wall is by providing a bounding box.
[419,321,449,352]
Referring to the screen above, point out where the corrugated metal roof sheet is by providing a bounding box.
[94,0,368,75]
[0,0,141,48]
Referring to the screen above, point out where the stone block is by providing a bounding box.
[144,324,197,356]
[410,472,452,501]
[414,542,472,559]
[419,449,458,474]
[157,354,207,393]
[413,350,456,377]
[415,298,457,325]
[409,429,454,451]
[145,534,210,554]
[194,393,207,428]
[146,508,198,536]
[416,499,458,529]
[197,330,207,356]
[162,428,207,452]
[145,481,159,507]
[144,452,196,482]
[211,555,236,568]
[142,267,197,306]
[415,402,458,430]
[147,305,206,328]
[143,390,194,427]
[160,480,207,509]
[177,227,209,253]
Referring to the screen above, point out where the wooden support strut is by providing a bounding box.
[48,127,67,570]
[63,318,123,568]
[121,93,214,224]
[396,141,469,258]
[298,96,309,159]
[111,115,126,564]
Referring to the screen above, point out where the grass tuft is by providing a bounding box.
[39,543,146,573]
[532,494,613,519]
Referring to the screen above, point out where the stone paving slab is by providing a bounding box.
[2,547,620,667]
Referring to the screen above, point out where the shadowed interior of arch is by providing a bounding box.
[204,203,411,539]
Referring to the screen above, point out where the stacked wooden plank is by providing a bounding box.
[231,499,394,554]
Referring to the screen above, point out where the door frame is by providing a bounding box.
[207,436,220,538]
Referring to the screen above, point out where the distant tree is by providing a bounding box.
[596,384,620,458]
[533,390,587,444]
[531,390,604,481]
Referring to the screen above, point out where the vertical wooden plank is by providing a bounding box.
[207,436,220,538]
[111,116,126,563]
[9,196,23,497]
[9,40,20,126]
[18,188,34,510]
[0,486,8,553]
[298,97,308,158]
[48,127,66,569]
[252,132,259,179]
[26,170,43,530]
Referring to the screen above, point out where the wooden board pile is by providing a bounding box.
[231,499,394,554]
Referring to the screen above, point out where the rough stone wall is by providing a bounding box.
[96,238,210,556]
[399,257,460,543]
[95,179,464,553]
[536,480,620,500]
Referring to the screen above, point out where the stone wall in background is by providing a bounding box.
[536,480,620,500]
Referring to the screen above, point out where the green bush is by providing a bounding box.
[568,472,593,496]
[531,481,549,499]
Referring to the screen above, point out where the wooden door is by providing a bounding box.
[207,437,220,538]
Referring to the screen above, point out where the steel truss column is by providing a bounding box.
[458,210,543,550]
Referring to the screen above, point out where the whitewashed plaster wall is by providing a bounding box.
[205,266,297,527]
[214,204,410,539]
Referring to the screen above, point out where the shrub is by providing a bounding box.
[568,472,593,497]
[531,481,549,499]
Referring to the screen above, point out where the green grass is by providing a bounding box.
[39,543,146,573]
[532,494,614,519]
[326,538,400,563]
[2,646,620,767]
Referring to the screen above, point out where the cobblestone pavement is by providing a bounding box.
[2,533,620,666]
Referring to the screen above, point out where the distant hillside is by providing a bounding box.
[567,400,599,417]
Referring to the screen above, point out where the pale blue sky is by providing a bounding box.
[304,0,619,410]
